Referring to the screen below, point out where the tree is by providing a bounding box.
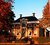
[39,1,50,27]
[0,0,15,35]
[0,0,15,42]
[43,2,49,17]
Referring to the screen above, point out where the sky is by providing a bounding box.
[12,0,48,20]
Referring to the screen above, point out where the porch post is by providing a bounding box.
[45,29,46,37]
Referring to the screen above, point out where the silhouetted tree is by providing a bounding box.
[0,0,15,31]
[0,0,15,42]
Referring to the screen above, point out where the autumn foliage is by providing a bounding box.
[39,2,49,27]
[0,0,11,16]
[43,1,50,18]
[0,0,15,32]
[0,0,15,42]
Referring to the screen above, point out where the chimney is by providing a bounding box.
[20,14,22,18]
[32,13,35,17]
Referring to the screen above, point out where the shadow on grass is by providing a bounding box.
[38,37,50,43]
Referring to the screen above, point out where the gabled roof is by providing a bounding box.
[14,16,38,23]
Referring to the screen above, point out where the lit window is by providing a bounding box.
[17,33,19,35]
[29,32,31,35]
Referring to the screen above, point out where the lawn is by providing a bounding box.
[32,37,50,43]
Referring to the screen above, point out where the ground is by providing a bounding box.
[0,36,50,45]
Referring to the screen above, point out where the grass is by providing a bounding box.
[37,37,50,43]
[15,37,50,43]
[31,36,50,44]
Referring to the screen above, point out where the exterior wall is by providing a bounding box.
[25,29,32,38]
[16,29,21,39]
[13,24,40,39]
[13,26,39,39]
[13,29,16,36]
[32,27,39,38]
[13,29,21,39]
[24,27,28,37]
[27,29,32,38]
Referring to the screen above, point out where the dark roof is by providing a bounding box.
[14,16,38,23]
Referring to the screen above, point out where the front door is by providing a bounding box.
[39,27,44,37]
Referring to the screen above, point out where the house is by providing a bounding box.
[13,13,40,39]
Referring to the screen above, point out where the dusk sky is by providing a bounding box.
[12,0,47,20]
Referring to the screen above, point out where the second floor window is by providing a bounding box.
[22,22,26,27]
[15,24,20,29]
